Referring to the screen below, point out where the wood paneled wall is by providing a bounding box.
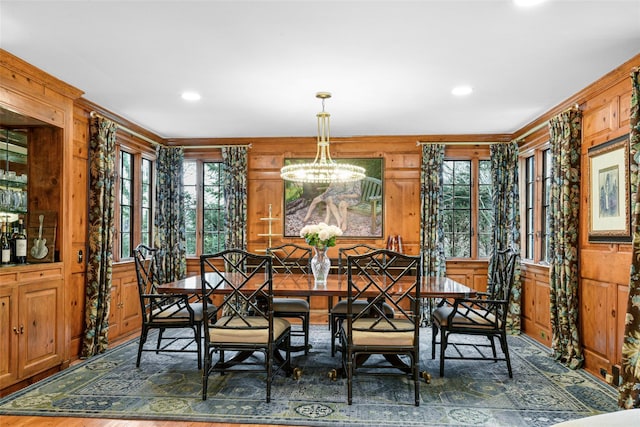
[517,54,639,382]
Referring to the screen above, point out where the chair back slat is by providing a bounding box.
[338,243,380,275]
[267,243,311,275]
[201,249,273,332]
[347,249,421,331]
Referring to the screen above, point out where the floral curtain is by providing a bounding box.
[222,146,248,250]
[548,108,583,369]
[419,144,447,325]
[81,117,117,358]
[420,144,447,278]
[619,67,640,408]
[489,141,522,333]
[154,146,186,282]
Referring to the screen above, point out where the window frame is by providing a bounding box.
[183,151,225,258]
[442,146,492,260]
[519,141,551,265]
[114,139,156,262]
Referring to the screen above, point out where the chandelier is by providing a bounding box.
[280,92,366,184]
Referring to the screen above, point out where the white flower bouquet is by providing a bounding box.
[300,222,343,247]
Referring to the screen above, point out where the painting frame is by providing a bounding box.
[283,158,384,239]
[588,134,631,243]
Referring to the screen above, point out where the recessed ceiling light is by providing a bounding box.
[451,86,473,96]
[513,0,547,7]
[181,91,201,101]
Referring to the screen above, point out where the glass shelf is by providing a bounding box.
[0,178,27,190]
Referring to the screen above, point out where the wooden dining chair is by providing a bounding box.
[340,249,422,405]
[267,243,311,354]
[431,247,518,378]
[330,243,393,356]
[200,249,292,403]
[133,244,203,369]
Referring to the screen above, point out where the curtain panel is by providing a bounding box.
[81,117,117,358]
[154,146,186,282]
[419,144,446,325]
[619,67,640,409]
[420,144,447,278]
[222,146,248,250]
[548,108,584,369]
[489,141,522,333]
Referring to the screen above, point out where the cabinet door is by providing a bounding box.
[119,277,141,336]
[18,279,64,378]
[0,285,18,389]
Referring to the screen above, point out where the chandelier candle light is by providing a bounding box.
[300,222,343,285]
[280,92,366,184]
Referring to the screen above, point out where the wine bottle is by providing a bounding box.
[1,222,10,265]
[14,218,27,264]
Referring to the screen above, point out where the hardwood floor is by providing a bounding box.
[1,313,330,427]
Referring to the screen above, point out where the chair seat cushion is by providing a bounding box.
[331,300,395,315]
[151,302,204,322]
[209,316,290,344]
[432,306,499,329]
[331,299,369,314]
[349,318,415,346]
[272,298,310,312]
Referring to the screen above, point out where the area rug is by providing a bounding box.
[0,326,620,427]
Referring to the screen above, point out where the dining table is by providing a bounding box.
[157,272,476,379]
[157,271,476,300]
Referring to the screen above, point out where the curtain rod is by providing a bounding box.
[513,104,581,142]
[416,140,505,146]
[180,143,252,149]
[90,111,251,149]
[90,111,161,147]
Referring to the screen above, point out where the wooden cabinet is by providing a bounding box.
[109,265,141,340]
[0,264,64,390]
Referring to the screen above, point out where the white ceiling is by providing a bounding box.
[1,0,639,139]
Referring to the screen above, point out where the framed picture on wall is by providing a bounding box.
[283,158,384,238]
[588,134,631,243]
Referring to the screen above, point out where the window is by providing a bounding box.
[524,156,535,259]
[442,154,493,259]
[119,151,133,258]
[141,158,152,247]
[114,142,155,261]
[183,160,227,256]
[541,149,552,262]
[520,145,551,264]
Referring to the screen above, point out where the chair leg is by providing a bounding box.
[303,313,310,355]
[499,332,513,378]
[431,323,438,359]
[488,335,498,360]
[196,323,202,370]
[413,354,420,406]
[136,326,148,367]
[266,348,272,403]
[346,351,353,405]
[439,331,447,377]
[156,328,165,353]
[330,314,337,357]
[202,349,210,400]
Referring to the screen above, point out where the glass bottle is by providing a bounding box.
[1,222,10,265]
[14,218,27,264]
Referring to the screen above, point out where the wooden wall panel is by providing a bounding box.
[520,264,552,346]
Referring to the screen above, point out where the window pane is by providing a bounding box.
[119,151,133,259]
[203,162,225,253]
[442,160,471,258]
[541,149,551,262]
[183,161,197,256]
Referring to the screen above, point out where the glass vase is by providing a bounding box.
[311,246,331,286]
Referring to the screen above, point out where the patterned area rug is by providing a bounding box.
[0,326,619,426]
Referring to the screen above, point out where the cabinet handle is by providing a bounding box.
[13,326,19,335]
[20,325,24,334]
